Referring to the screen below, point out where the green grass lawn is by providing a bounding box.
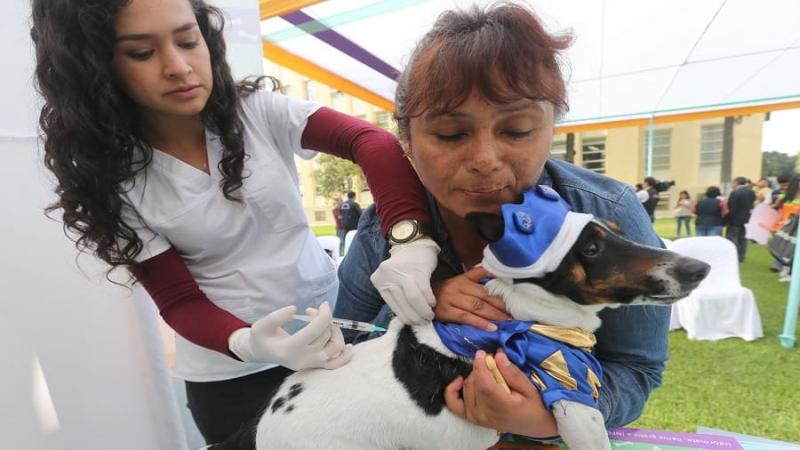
[311,224,336,236]
[630,218,800,442]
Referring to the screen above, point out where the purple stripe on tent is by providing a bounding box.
[281,10,399,81]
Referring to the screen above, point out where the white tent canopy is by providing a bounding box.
[261,0,800,127]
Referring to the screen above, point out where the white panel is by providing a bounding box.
[2,1,265,448]
[659,52,778,111]
[1,138,185,450]
[221,0,265,79]
[0,1,40,137]
[600,66,680,117]
[729,48,800,102]
[601,0,723,76]
[688,0,800,62]
[562,80,602,123]
[534,0,605,84]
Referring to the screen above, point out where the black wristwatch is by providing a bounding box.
[387,219,432,245]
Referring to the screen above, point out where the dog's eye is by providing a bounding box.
[582,241,600,257]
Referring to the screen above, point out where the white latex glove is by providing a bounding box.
[370,238,441,325]
[228,301,353,371]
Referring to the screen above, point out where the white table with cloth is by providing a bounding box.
[667,237,763,341]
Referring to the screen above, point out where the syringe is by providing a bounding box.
[293,315,386,333]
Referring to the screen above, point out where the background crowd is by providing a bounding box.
[635,173,800,281]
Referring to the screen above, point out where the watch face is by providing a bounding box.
[391,221,417,242]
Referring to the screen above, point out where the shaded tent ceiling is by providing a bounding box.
[260,0,800,132]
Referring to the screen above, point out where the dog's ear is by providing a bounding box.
[464,212,505,242]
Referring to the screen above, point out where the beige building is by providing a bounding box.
[553,115,764,217]
[271,67,764,224]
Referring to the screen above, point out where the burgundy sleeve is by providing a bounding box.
[130,248,248,358]
[301,107,431,236]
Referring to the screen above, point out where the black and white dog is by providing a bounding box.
[213,187,708,450]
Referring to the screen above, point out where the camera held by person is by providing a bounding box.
[652,179,676,193]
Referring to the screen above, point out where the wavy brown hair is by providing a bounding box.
[31,0,271,271]
[394,3,572,138]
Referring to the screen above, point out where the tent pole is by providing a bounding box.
[779,224,800,348]
[646,114,654,176]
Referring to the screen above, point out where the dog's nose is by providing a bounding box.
[674,257,710,285]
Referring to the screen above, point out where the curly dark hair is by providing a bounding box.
[31,0,270,271]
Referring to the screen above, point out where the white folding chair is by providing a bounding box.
[668,237,763,341]
[342,230,358,257]
[316,235,341,263]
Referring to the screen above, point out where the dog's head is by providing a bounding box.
[466,188,709,308]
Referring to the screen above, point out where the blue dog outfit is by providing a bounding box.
[435,186,602,408]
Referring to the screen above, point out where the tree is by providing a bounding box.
[762,151,796,178]
[312,154,366,200]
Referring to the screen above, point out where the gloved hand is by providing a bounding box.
[370,238,441,325]
[228,301,353,371]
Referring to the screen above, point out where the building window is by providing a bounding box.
[649,129,672,172]
[699,124,723,182]
[550,140,567,160]
[313,210,327,222]
[581,138,606,174]
[303,79,316,101]
[642,128,672,181]
[375,111,391,129]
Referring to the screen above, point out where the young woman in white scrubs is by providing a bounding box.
[31,0,439,443]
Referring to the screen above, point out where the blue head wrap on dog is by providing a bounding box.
[482,185,594,279]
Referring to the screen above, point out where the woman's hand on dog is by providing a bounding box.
[433,267,510,331]
[444,350,558,438]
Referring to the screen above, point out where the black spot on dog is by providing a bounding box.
[284,405,295,414]
[209,371,291,450]
[271,396,286,414]
[392,325,472,416]
[287,383,303,399]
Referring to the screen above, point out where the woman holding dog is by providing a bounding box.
[30,0,440,443]
[335,3,669,441]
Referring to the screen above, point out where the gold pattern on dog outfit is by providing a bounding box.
[587,367,602,399]
[529,372,546,391]
[540,350,577,390]
[529,324,596,350]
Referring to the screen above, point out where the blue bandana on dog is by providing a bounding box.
[481,185,594,279]
[435,186,602,408]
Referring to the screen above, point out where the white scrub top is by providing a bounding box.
[121,91,338,381]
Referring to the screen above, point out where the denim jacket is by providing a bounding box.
[334,158,668,429]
